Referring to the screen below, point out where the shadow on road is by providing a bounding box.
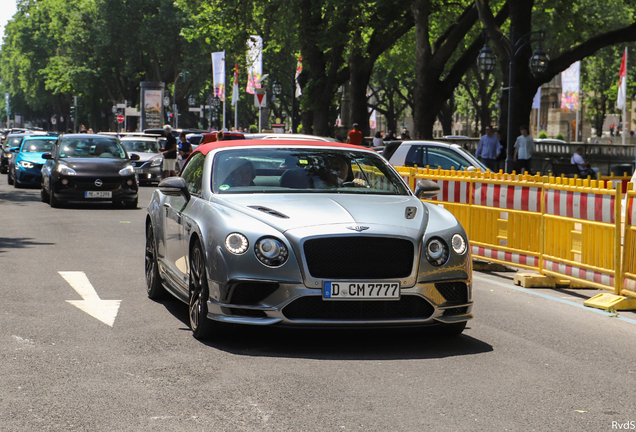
[157,297,492,360]
[0,237,55,253]
[0,188,42,205]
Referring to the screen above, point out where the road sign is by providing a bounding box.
[51,117,57,125]
[117,114,125,123]
[255,92,267,108]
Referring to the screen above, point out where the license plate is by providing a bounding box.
[323,282,400,300]
[85,191,112,198]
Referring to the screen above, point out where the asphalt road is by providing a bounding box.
[1,178,636,432]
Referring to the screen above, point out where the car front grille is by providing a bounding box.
[229,282,279,305]
[132,161,146,168]
[70,177,126,190]
[303,236,414,279]
[435,282,468,303]
[282,295,434,321]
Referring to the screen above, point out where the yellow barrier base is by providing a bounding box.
[514,273,572,288]
[473,261,516,272]
[584,293,636,311]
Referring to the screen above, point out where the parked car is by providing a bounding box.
[388,140,487,171]
[41,134,140,208]
[8,135,57,187]
[119,136,165,185]
[145,139,473,340]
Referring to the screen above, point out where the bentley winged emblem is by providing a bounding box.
[346,225,369,232]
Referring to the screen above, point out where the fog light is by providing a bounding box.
[61,179,68,185]
[127,179,133,185]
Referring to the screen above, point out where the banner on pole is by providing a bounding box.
[232,63,239,107]
[246,36,263,95]
[211,52,226,101]
[617,48,628,111]
[532,87,541,109]
[560,61,580,110]
[369,109,376,130]
[295,56,303,97]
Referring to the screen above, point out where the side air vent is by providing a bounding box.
[248,205,290,219]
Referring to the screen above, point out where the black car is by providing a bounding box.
[41,134,140,208]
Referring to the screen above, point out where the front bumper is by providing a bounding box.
[134,166,163,184]
[205,279,473,327]
[15,165,44,185]
[51,175,138,202]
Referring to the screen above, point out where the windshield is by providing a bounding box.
[4,137,23,149]
[21,138,56,153]
[121,140,160,153]
[57,137,126,159]
[212,148,410,195]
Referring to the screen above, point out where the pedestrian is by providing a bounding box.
[383,130,396,141]
[495,130,506,172]
[346,123,363,146]
[216,131,225,141]
[161,124,177,178]
[401,129,411,140]
[475,125,501,172]
[571,147,596,179]
[79,124,87,133]
[177,132,193,171]
[372,131,384,147]
[513,125,534,174]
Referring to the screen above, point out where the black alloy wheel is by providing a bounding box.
[189,241,216,340]
[145,223,165,299]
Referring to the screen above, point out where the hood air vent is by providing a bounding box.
[248,205,290,219]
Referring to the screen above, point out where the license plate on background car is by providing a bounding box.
[323,282,400,300]
[85,191,112,198]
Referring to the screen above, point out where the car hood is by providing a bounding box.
[17,152,48,163]
[129,152,161,162]
[59,158,133,174]
[220,194,427,234]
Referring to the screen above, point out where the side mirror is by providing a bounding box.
[158,176,190,201]
[129,153,140,161]
[414,179,440,199]
[42,153,53,160]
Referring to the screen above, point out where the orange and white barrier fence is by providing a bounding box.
[396,166,634,298]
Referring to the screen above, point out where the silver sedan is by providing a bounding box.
[145,140,473,339]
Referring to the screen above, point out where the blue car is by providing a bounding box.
[8,135,57,187]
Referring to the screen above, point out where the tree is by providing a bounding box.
[476,0,636,147]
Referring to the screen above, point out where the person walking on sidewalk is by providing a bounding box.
[514,125,534,174]
[161,124,177,178]
[475,125,501,172]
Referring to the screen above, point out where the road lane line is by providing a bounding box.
[474,274,636,326]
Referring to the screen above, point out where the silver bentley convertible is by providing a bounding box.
[145,140,473,339]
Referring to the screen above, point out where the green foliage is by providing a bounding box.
[556,133,565,140]
[539,131,548,138]
[249,124,258,133]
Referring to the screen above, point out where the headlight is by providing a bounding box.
[150,157,163,167]
[425,237,449,266]
[225,233,249,254]
[451,234,467,255]
[56,164,77,176]
[119,165,135,176]
[8,153,13,159]
[19,161,34,169]
[255,237,288,267]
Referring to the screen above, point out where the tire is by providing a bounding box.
[145,223,165,300]
[7,172,13,185]
[433,321,467,337]
[41,188,49,203]
[189,241,216,340]
[124,198,138,209]
[0,165,6,174]
[49,187,61,208]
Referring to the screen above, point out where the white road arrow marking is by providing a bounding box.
[60,271,121,327]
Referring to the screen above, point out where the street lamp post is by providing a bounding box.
[477,27,548,173]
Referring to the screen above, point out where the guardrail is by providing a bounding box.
[397,166,636,309]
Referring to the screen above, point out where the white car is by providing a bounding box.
[119,136,165,184]
[245,133,340,142]
[388,141,487,171]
